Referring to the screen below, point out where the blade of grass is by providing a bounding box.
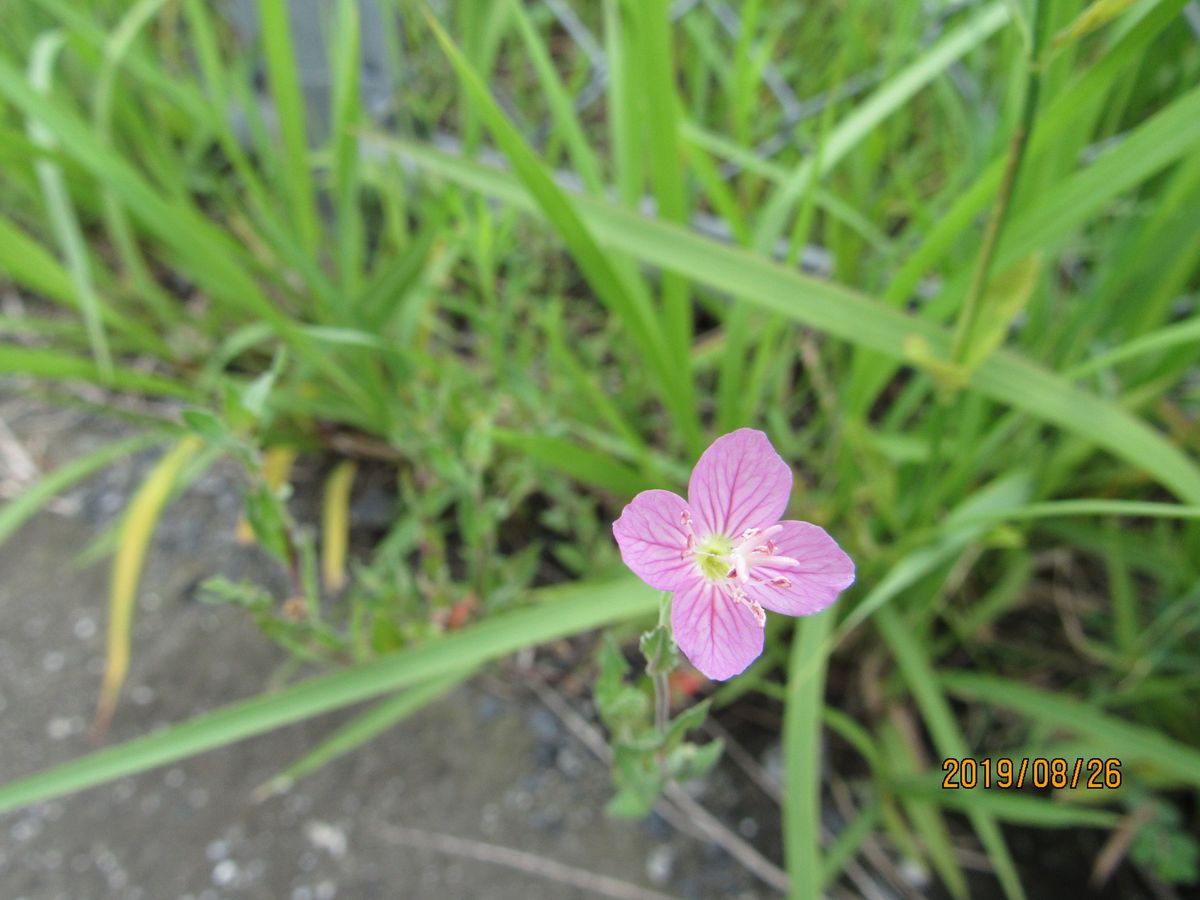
[0,345,198,400]
[321,460,357,593]
[330,0,364,301]
[490,430,654,497]
[257,0,319,256]
[0,215,166,353]
[781,610,833,900]
[254,668,473,799]
[877,721,968,900]
[93,435,204,737]
[635,0,696,439]
[0,433,165,547]
[27,30,113,380]
[505,0,604,195]
[890,776,1122,828]
[92,0,180,327]
[876,605,1025,900]
[0,575,657,814]
[941,673,1200,786]
[602,0,642,207]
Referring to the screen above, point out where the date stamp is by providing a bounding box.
[941,757,1122,790]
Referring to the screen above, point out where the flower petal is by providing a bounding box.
[745,520,855,616]
[671,579,764,681]
[612,489,697,591]
[687,429,793,538]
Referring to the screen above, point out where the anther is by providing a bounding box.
[680,533,696,559]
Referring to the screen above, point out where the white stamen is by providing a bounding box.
[729,585,766,626]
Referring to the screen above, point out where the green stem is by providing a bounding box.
[652,591,672,734]
[949,0,1048,366]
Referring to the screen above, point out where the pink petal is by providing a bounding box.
[612,489,697,591]
[671,579,764,681]
[745,520,855,616]
[687,429,793,538]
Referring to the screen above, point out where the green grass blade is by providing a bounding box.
[0,433,165,547]
[330,0,363,301]
[782,610,834,900]
[92,0,180,327]
[255,669,473,798]
[890,777,1122,828]
[257,0,319,255]
[0,345,197,399]
[635,0,694,410]
[602,0,643,207]
[0,214,166,353]
[942,673,1200,786]
[505,0,604,195]
[491,430,654,497]
[876,606,1025,900]
[27,30,113,380]
[0,576,656,814]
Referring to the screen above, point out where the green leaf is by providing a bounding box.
[663,700,711,748]
[1053,0,1140,48]
[0,576,657,814]
[667,739,723,783]
[491,430,653,497]
[181,408,230,444]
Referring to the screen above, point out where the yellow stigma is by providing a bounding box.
[695,535,733,581]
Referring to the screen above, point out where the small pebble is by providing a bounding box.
[73,617,97,640]
[646,845,676,885]
[212,859,239,887]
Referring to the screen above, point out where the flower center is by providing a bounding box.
[682,522,801,591]
[694,534,735,582]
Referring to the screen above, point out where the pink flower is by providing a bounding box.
[613,429,854,680]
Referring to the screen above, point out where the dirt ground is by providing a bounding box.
[0,399,772,900]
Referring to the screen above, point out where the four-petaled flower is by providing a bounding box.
[613,429,855,680]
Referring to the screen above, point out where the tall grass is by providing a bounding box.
[1,0,1198,895]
